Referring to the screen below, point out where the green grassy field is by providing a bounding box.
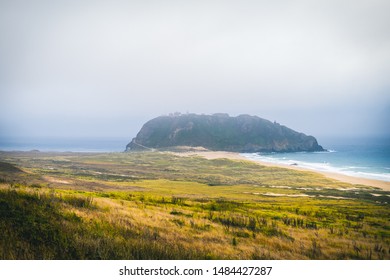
[0,151,389,259]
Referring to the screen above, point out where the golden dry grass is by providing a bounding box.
[0,151,389,259]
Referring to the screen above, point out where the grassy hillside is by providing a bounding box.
[0,151,389,259]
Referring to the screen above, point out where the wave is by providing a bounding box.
[343,171,390,182]
[241,153,390,182]
[314,149,337,154]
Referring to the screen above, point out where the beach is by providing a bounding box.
[172,150,390,191]
[1,149,389,261]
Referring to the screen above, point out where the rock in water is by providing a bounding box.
[126,113,324,153]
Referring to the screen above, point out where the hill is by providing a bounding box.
[126,113,324,153]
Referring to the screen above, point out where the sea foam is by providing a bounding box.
[241,152,390,182]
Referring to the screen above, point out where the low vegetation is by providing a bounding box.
[0,151,389,259]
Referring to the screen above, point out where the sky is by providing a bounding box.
[1,0,389,143]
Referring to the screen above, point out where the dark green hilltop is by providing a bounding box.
[126,113,324,153]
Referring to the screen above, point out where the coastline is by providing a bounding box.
[2,149,389,191]
[171,150,390,191]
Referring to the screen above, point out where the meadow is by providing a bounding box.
[0,151,389,259]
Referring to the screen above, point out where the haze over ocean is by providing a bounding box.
[1,1,389,142]
[0,137,129,153]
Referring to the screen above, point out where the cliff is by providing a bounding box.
[126,113,324,153]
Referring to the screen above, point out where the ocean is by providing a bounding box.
[0,137,130,153]
[241,137,390,182]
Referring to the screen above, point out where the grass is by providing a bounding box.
[0,150,389,259]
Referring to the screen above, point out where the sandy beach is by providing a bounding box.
[172,149,390,191]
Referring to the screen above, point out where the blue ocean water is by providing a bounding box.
[0,137,130,153]
[241,137,390,182]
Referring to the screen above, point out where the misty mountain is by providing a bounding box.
[126,113,324,153]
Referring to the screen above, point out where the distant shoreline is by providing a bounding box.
[170,150,390,191]
[1,149,389,191]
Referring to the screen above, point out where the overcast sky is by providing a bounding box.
[1,0,389,142]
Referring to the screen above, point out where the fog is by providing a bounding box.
[1,0,389,143]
